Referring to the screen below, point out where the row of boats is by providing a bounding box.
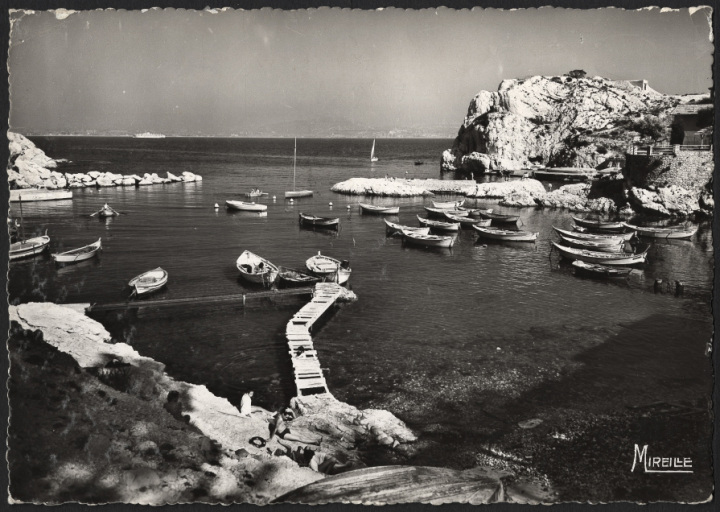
[236,250,352,287]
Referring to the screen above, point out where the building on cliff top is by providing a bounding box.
[628,79,649,91]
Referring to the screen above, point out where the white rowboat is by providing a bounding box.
[472,226,538,242]
[359,204,400,215]
[417,215,460,232]
[236,250,279,286]
[226,200,268,212]
[52,238,102,263]
[10,235,51,260]
[129,267,168,296]
[306,252,352,285]
[553,226,634,242]
[384,219,430,237]
[401,229,456,248]
[552,242,648,265]
[432,199,464,209]
[620,222,697,240]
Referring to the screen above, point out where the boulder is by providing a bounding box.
[138,179,153,186]
[96,176,115,187]
[167,172,182,182]
[88,171,101,179]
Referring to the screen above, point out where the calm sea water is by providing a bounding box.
[8,137,714,470]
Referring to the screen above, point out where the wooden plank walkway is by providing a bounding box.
[286,282,346,397]
[86,287,313,312]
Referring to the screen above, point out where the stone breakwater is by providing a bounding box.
[331,177,545,200]
[8,302,417,504]
[7,132,201,190]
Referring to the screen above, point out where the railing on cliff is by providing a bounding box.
[629,144,713,156]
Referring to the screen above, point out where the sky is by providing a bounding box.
[7,6,714,137]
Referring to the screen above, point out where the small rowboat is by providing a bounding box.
[52,238,102,263]
[443,212,491,227]
[552,242,649,265]
[553,226,634,243]
[417,215,460,232]
[572,260,634,279]
[306,252,352,285]
[277,266,321,287]
[384,219,430,237]
[464,208,494,218]
[245,189,269,198]
[359,203,400,215]
[299,213,340,229]
[226,200,268,212]
[10,234,51,260]
[475,211,520,224]
[425,206,468,218]
[472,225,538,242]
[236,250,279,286]
[97,206,119,218]
[572,216,624,231]
[557,235,625,253]
[129,267,168,296]
[432,199,464,209]
[620,222,697,240]
[401,229,456,248]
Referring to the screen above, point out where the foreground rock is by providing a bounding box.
[8,132,201,190]
[7,303,421,504]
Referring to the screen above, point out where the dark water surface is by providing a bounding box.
[9,137,713,474]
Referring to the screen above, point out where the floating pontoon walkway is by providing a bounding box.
[286,282,346,397]
[86,287,313,312]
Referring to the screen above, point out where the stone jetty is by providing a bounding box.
[8,132,201,191]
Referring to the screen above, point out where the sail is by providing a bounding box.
[371,139,378,162]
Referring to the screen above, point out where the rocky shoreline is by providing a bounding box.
[9,302,549,504]
[8,132,201,190]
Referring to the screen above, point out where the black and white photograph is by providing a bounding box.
[3,2,716,505]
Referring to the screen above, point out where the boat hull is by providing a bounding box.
[572,260,634,279]
[553,226,633,243]
[401,231,455,248]
[285,190,314,199]
[472,226,538,242]
[385,220,430,237]
[306,254,352,285]
[476,211,520,224]
[359,204,400,215]
[10,236,51,260]
[621,222,697,239]
[236,251,279,286]
[557,234,625,252]
[432,200,464,209]
[10,189,72,202]
[129,267,168,296]
[572,216,624,231]
[277,267,321,287]
[552,242,647,265]
[226,200,268,212]
[299,213,340,229]
[417,215,460,233]
[52,239,102,263]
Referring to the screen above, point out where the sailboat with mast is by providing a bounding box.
[371,138,379,162]
[9,194,50,260]
[285,138,313,198]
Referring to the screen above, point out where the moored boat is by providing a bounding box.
[384,219,430,237]
[245,189,269,198]
[359,203,400,215]
[417,215,460,232]
[475,211,520,224]
[620,222,697,240]
[306,252,352,285]
[464,208,494,218]
[572,260,634,279]
[557,235,625,252]
[299,213,340,229]
[277,266,321,287]
[553,226,634,242]
[425,206,467,218]
[226,200,268,212]
[236,250,279,286]
[552,242,649,265]
[285,138,313,198]
[129,267,168,296]
[10,234,51,261]
[52,238,102,263]
[432,199,464,209]
[572,215,624,231]
[401,229,456,248]
[472,226,538,242]
[443,211,491,227]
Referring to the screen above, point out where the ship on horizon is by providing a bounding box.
[134,132,166,139]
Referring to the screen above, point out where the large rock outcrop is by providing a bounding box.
[442,75,680,173]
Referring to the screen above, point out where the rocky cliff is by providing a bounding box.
[442,74,683,173]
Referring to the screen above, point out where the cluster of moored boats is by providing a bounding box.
[552,215,698,279]
[236,250,351,287]
[359,199,539,248]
